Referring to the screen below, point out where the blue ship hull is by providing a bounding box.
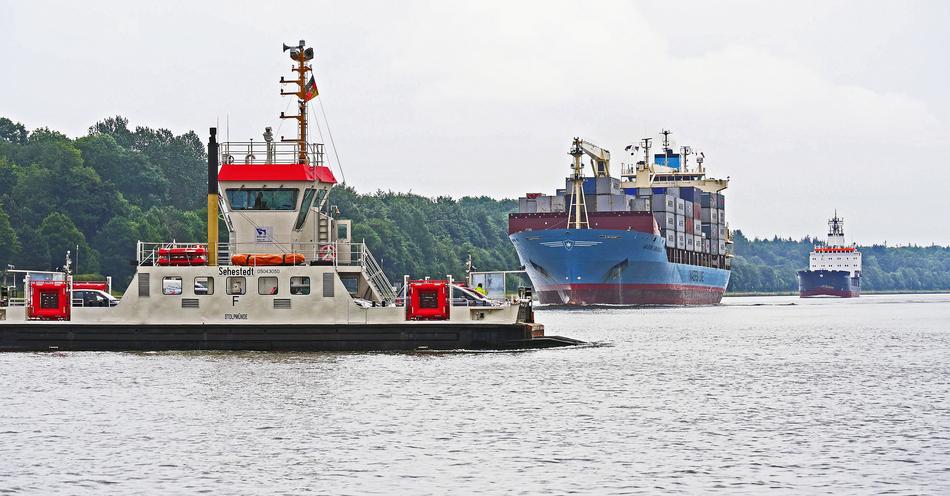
[510,229,730,305]
[798,270,860,298]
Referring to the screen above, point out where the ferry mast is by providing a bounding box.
[279,40,315,164]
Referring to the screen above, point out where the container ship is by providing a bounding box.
[798,213,861,298]
[0,41,582,352]
[509,131,731,305]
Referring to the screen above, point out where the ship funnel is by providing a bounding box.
[207,128,219,266]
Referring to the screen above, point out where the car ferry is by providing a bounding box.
[0,41,580,352]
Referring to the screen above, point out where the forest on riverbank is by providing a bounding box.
[1,116,948,294]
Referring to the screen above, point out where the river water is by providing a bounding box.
[2,294,949,494]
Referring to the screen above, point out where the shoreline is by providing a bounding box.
[725,290,950,297]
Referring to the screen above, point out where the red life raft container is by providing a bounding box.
[73,281,109,292]
[406,280,450,321]
[28,280,71,321]
[230,253,305,266]
[157,246,208,266]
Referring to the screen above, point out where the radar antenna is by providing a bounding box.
[279,40,316,164]
[828,211,845,237]
[660,129,672,153]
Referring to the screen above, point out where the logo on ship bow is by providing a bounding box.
[539,239,601,250]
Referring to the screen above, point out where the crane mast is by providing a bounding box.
[566,137,611,229]
[570,138,611,177]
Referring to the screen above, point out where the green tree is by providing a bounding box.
[76,134,169,207]
[0,207,20,267]
[0,117,28,144]
[37,212,99,273]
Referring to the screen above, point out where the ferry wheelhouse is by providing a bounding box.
[0,41,579,351]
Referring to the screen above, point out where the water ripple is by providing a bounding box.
[1,294,949,494]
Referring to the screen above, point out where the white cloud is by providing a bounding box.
[1,0,947,243]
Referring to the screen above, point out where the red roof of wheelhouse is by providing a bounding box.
[217,164,337,184]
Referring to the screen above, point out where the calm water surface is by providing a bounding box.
[2,294,950,494]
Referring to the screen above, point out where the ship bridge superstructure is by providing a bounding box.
[808,213,861,276]
[147,40,392,305]
[619,129,729,195]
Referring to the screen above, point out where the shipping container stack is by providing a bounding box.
[700,191,727,267]
[612,185,726,267]
[563,176,636,213]
[517,178,727,268]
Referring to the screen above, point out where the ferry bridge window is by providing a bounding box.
[227,276,246,295]
[290,276,310,295]
[259,277,279,295]
[195,276,214,295]
[293,188,317,230]
[162,276,182,295]
[226,188,299,210]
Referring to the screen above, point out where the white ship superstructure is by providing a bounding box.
[799,212,862,298]
[808,214,862,277]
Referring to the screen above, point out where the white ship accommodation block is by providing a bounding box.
[807,214,862,276]
[809,249,862,276]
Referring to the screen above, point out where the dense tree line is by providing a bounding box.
[0,116,206,284]
[1,116,947,294]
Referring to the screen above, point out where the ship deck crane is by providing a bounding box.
[570,138,611,177]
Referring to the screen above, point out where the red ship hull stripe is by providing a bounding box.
[535,283,725,305]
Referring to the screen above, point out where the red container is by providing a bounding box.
[693,203,701,219]
[28,281,71,321]
[406,280,450,320]
[73,281,108,292]
[685,218,694,233]
[157,246,208,266]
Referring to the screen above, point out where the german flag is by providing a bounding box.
[303,75,318,101]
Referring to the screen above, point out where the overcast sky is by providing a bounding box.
[3,1,949,245]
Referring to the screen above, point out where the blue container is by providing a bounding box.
[652,187,667,194]
[680,187,696,202]
[699,192,713,207]
[583,178,596,195]
[654,154,682,169]
[623,188,638,195]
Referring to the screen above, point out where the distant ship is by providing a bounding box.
[798,213,861,298]
[509,131,731,305]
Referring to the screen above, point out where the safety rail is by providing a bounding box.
[220,141,325,166]
[137,242,210,266]
[136,240,396,305]
[357,244,397,304]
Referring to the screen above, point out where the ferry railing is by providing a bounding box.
[351,243,397,305]
[137,241,210,266]
[220,141,325,166]
[138,240,395,304]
